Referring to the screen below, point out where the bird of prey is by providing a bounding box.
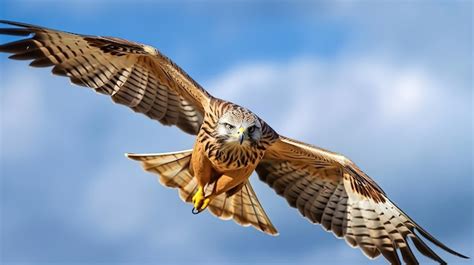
[0,20,468,264]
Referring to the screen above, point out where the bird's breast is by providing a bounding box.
[204,142,264,172]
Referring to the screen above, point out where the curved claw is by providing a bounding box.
[192,207,201,215]
[192,197,211,214]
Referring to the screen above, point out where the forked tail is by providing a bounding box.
[126,150,278,235]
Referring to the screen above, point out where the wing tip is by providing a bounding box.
[415,226,470,259]
[125,153,142,161]
[124,152,141,161]
[389,199,470,261]
[0,20,18,26]
[268,229,279,236]
[0,20,35,28]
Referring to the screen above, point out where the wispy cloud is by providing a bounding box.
[206,55,466,144]
[0,66,48,160]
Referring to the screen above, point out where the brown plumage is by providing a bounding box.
[0,20,468,264]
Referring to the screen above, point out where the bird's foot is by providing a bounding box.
[192,187,210,214]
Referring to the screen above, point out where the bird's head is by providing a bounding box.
[216,108,262,146]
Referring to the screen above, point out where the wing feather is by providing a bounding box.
[256,136,468,264]
[0,20,212,135]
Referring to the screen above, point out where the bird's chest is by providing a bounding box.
[195,129,265,172]
[207,146,262,172]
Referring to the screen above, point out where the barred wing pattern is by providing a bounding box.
[256,136,467,264]
[0,20,210,135]
[127,151,278,235]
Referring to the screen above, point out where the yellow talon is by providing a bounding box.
[199,197,211,211]
[192,187,204,206]
[192,187,210,214]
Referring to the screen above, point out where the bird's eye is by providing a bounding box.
[248,125,256,133]
[224,123,234,130]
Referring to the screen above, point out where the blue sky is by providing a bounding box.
[0,1,472,264]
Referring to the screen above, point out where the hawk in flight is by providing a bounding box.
[0,20,468,264]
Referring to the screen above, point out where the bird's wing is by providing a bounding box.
[0,20,212,135]
[256,135,468,264]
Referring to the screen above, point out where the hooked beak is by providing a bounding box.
[237,127,245,145]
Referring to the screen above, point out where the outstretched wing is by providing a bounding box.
[256,136,468,264]
[0,20,212,135]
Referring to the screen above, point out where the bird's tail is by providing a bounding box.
[126,149,198,202]
[126,149,278,235]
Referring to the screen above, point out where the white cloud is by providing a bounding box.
[79,162,154,239]
[206,56,450,141]
[0,66,48,159]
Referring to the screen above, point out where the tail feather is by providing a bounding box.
[126,149,196,192]
[208,181,279,235]
[126,150,278,236]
